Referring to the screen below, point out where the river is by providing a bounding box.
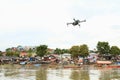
[0,64,120,80]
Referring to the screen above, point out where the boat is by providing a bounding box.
[63,65,81,68]
[96,61,112,67]
[64,66,81,68]
[107,62,120,68]
[20,61,26,65]
[96,61,112,65]
[33,64,41,67]
[107,65,120,68]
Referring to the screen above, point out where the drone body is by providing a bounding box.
[67,18,86,27]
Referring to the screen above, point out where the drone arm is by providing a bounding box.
[80,20,86,23]
[67,23,72,25]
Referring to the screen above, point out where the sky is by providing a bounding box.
[0,0,120,51]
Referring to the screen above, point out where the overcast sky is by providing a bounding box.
[0,0,120,51]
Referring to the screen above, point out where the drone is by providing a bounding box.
[67,18,86,27]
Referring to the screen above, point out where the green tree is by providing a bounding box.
[54,48,62,54]
[54,48,69,55]
[61,49,69,53]
[6,48,20,57]
[28,48,33,53]
[6,51,14,56]
[27,53,32,57]
[97,41,110,55]
[27,48,34,57]
[6,48,13,56]
[13,51,20,57]
[0,51,2,56]
[110,46,120,56]
[79,44,89,57]
[6,48,11,52]
[36,45,48,57]
[70,44,89,58]
[27,48,36,53]
[69,45,80,58]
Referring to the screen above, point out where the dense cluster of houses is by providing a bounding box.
[0,45,120,67]
[0,51,99,66]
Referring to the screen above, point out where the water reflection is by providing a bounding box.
[36,67,47,80]
[48,68,77,80]
[111,69,120,79]
[0,64,36,80]
[99,69,120,80]
[0,64,120,80]
[70,69,90,80]
[4,65,19,77]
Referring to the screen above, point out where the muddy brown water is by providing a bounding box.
[0,64,120,80]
